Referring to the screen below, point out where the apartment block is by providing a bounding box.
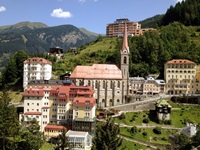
[20,80,96,135]
[106,18,155,37]
[164,59,197,95]
[23,57,52,89]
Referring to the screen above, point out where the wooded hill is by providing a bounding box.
[57,22,200,79]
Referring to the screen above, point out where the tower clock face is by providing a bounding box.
[123,50,127,54]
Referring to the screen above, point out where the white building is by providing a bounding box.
[66,130,92,150]
[23,57,52,89]
[20,87,52,132]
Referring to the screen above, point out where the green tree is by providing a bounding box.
[170,133,191,150]
[2,56,18,86]
[0,91,21,150]
[18,118,44,150]
[55,129,71,150]
[14,50,29,78]
[92,117,123,150]
[130,126,138,135]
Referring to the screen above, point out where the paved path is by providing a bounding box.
[105,95,172,110]
[118,135,157,149]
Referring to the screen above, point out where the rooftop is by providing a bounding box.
[70,64,122,79]
[166,59,196,65]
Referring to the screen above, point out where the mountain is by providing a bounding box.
[0,21,48,33]
[0,22,98,56]
[139,14,164,28]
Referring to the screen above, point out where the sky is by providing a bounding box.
[0,0,183,34]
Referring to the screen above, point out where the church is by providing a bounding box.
[70,23,130,108]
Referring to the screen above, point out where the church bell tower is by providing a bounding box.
[120,23,129,96]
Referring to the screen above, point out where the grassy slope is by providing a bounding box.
[53,37,120,76]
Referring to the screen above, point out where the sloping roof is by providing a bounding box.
[166,59,196,65]
[121,22,129,53]
[24,112,42,115]
[156,99,172,108]
[73,97,96,107]
[24,57,52,65]
[70,64,122,79]
[45,125,65,131]
[66,130,88,137]
[178,124,197,137]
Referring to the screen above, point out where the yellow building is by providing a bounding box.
[164,59,197,95]
[72,97,96,134]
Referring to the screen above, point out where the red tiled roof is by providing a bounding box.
[73,97,96,106]
[24,112,42,115]
[23,88,51,97]
[166,59,196,65]
[70,64,122,79]
[45,125,66,131]
[24,57,52,65]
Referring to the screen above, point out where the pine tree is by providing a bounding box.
[92,117,123,150]
[55,128,71,150]
[0,91,21,150]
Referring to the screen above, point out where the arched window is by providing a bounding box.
[88,80,90,86]
[123,56,127,64]
[117,81,120,88]
[103,81,106,89]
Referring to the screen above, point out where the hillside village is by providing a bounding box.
[12,21,200,150]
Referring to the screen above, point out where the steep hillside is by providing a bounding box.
[53,22,200,79]
[139,15,164,28]
[0,21,48,33]
[161,0,200,26]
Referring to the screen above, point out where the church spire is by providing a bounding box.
[121,22,129,53]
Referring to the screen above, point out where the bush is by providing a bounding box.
[119,113,125,120]
[143,118,149,123]
[153,127,162,134]
[142,132,147,136]
[130,126,137,135]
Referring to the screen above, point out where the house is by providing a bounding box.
[70,23,130,108]
[164,59,197,95]
[49,47,64,59]
[155,99,172,121]
[178,123,197,137]
[23,57,52,89]
[66,130,92,150]
[143,77,165,95]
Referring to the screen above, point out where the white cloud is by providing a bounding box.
[0,6,6,12]
[51,8,72,19]
[176,0,184,3]
[79,0,98,3]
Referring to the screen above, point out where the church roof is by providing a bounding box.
[121,22,129,53]
[70,64,122,80]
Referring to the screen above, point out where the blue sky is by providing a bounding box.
[0,0,182,34]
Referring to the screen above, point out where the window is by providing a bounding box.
[123,56,127,64]
[27,109,29,112]
[85,112,90,117]
[37,109,39,112]
[103,81,106,89]
[76,112,78,116]
[27,103,29,106]
[118,81,120,88]
[110,81,113,89]
[86,107,90,110]
[37,103,39,106]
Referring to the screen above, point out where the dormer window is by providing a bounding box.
[76,100,79,104]
[85,101,90,105]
